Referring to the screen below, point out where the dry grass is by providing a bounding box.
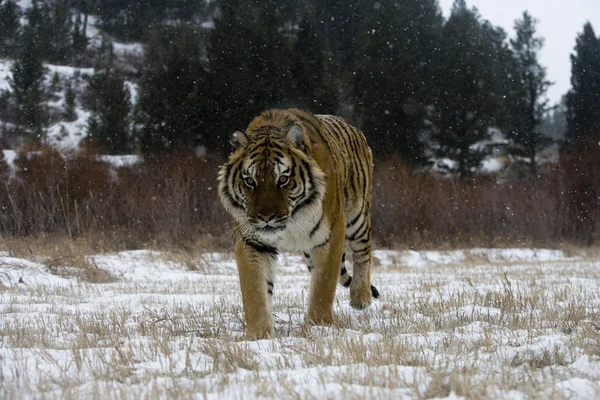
[0,234,118,283]
[1,238,600,398]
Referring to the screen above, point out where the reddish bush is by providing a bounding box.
[0,144,598,249]
[560,135,600,245]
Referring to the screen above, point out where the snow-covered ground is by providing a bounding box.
[1,247,599,399]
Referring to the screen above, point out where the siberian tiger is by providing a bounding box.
[218,108,378,339]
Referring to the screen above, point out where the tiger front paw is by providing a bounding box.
[246,325,274,340]
[245,316,274,340]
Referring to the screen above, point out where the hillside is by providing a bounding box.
[0,1,143,151]
[0,0,576,177]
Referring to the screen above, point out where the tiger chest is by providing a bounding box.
[256,207,331,253]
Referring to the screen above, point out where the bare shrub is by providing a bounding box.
[560,134,600,245]
[0,143,597,249]
[372,152,598,248]
[0,148,228,249]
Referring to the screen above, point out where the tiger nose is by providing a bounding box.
[256,213,276,222]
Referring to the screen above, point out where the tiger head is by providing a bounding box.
[218,124,326,237]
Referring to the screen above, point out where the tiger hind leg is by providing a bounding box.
[304,250,379,298]
[347,216,375,310]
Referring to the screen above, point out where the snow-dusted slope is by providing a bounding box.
[0,3,143,152]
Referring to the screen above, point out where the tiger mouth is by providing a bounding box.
[248,214,290,232]
[253,223,287,233]
[255,224,287,233]
[249,219,288,232]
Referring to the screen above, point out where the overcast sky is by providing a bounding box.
[438,0,600,105]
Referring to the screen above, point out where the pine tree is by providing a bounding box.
[72,11,89,59]
[138,26,208,152]
[308,0,364,68]
[87,68,131,153]
[45,1,74,63]
[0,0,21,58]
[566,22,600,145]
[429,0,513,176]
[290,14,338,113]
[540,96,567,142]
[10,22,46,135]
[206,0,293,152]
[24,0,50,60]
[353,0,443,161]
[509,11,553,175]
[63,80,77,121]
[75,0,91,44]
[19,0,72,62]
[96,0,206,41]
[94,36,115,71]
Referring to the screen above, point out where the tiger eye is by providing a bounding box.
[278,176,289,186]
[244,177,255,188]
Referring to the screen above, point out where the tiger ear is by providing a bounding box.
[285,124,305,150]
[230,131,249,150]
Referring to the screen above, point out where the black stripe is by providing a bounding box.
[295,114,334,156]
[347,203,366,227]
[296,161,307,198]
[330,118,352,147]
[227,163,245,208]
[343,185,349,205]
[245,159,259,170]
[292,189,318,217]
[348,216,368,241]
[324,120,344,141]
[345,126,369,198]
[351,219,370,242]
[343,135,361,196]
[340,266,348,277]
[283,115,294,126]
[354,246,370,256]
[267,140,286,151]
[300,159,312,183]
[348,132,367,181]
[354,147,370,198]
[222,188,244,210]
[294,113,321,136]
[244,238,278,256]
[342,277,352,287]
[359,229,371,243]
[342,253,346,262]
[354,127,372,169]
[312,232,331,249]
[267,280,274,295]
[348,168,359,202]
[222,181,244,210]
[289,193,303,202]
[309,211,324,237]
